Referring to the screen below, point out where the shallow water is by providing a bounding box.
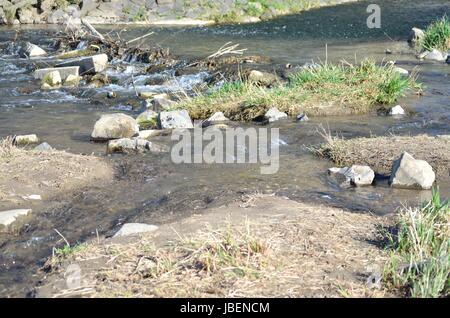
[0,0,449,297]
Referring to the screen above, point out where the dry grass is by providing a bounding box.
[42,197,389,298]
[313,134,450,178]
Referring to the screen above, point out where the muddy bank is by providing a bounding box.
[36,195,390,298]
[0,139,113,211]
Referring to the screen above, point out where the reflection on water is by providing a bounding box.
[0,0,449,297]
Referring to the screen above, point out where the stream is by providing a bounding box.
[0,0,449,297]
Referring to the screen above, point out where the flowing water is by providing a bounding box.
[0,0,449,297]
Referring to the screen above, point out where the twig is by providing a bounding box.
[54,228,70,247]
[81,18,106,43]
[126,32,154,45]
[207,42,247,59]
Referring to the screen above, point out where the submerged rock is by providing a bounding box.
[389,152,435,190]
[389,105,405,116]
[107,138,169,154]
[328,165,375,187]
[19,42,46,58]
[113,223,159,238]
[136,110,158,130]
[56,53,108,75]
[158,110,194,129]
[91,113,139,141]
[265,107,287,122]
[13,134,39,145]
[0,209,32,230]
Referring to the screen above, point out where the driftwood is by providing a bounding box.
[81,18,106,43]
[207,42,247,59]
[126,32,155,45]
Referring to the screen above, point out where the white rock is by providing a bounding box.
[408,27,425,45]
[394,67,409,75]
[42,70,62,86]
[0,209,32,228]
[34,66,80,81]
[113,223,158,237]
[203,111,229,127]
[138,130,164,139]
[34,142,52,151]
[13,134,39,145]
[328,165,375,187]
[264,107,288,122]
[107,138,169,154]
[389,152,435,189]
[22,195,42,200]
[389,105,405,116]
[158,110,194,129]
[56,54,108,75]
[19,42,46,58]
[64,74,81,86]
[91,113,139,141]
[423,49,447,62]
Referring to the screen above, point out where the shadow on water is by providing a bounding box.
[0,0,449,297]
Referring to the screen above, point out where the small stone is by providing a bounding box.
[138,92,156,99]
[64,74,81,86]
[13,134,39,145]
[34,142,53,151]
[158,110,194,129]
[389,152,435,190]
[422,49,447,62]
[153,94,175,110]
[22,195,42,200]
[296,113,309,122]
[19,42,46,58]
[389,105,405,116]
[107,91,117,99]
[408,27,425,45]
[248,70,278,86]
[264,107,287,122]
[138,130,164,139]
[394,67,409,76]
[203,111,229,127]
[328,165,375,187]
[113,223,159,237]
[106,138,169,154]
[136,110,158,130]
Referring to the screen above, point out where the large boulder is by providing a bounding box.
[389,152,435,190]
[56,54,108,75]
[421,49,447,62]
[158,110,194,129]
[265,107,287,122]
[13,134,39,145]
[91,113,139,141]
[248,70,279,87]
[18,42,46,58]
[41,70,62,87]
[328,165,375,187]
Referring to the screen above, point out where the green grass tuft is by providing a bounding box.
[383,188,450,298]
[422,16,450,52]
[171,59,420,121]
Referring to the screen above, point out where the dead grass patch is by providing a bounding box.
[313,134,450,179]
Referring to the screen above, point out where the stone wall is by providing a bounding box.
[0,0,359,25]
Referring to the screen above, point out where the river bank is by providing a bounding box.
[0,0,360,26]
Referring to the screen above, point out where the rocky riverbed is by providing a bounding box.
[0,0,449,297]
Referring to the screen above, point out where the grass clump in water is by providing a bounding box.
[421,16,450,52]
[383,188,450,298]
[172,59,419,121]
